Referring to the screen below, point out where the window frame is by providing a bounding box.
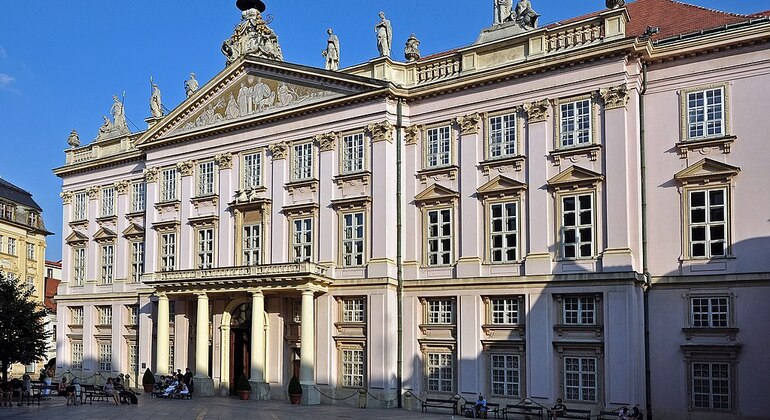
[73,191,87,221]
[196,227,216,269]
[486,110,519,160]
[557,190,596,260]
[26,243,36,261]
[72,247,86,286]
[487,199,520,264]
[196,160,216,197]
[71,341,83,370]
[425,206,454,267]
[340,297,366,323]
[424,124,453,169]
[340,210,366,267]
[489,352,522,398]
[100,243,115,285]
[680,84,729,142]
[555,95,596,149]
[425,350,455,394]
[290,216,314,263]
[130,241,145,283]
[340,131,367,175]
[241,150,263,190]
[340,346,366,388]
[291,141,315,182]
[98,305,113,325]
[563,355,599,403]
[98,341,112,372]
[160,167,179,202]
[70,307,84,325]
[242,223,262,266]
[685,187,729,259]
[160,231,177,271]
[130,181,146,213]
[101,186,115,217]
[426,298,455,325]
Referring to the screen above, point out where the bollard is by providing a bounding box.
[358,388,367,408]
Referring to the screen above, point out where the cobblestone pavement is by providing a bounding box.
[0,395,457,420]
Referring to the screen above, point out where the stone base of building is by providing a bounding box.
[250,380,271,400]
[219,381,230,397]
[195,377,215,396]
[300,384,320,405]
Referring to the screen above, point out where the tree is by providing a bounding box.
[0,272,50,382]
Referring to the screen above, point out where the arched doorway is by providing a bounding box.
[229,302,251,395]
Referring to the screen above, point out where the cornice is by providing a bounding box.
[53,149,144,178]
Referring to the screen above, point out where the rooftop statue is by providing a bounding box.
[222,7,284,64]
[67,130,80,148]
[404,34,421,62]
[150,83,163,118]
[374,12,392,58]
[95,95,130,141]
[185,73,199,97]
[515,0,540,29]
[322,28,340,71]
[606,0,625,8]
[493,0,513,25]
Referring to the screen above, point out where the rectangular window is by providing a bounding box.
[427,299,453,325]
[0,202,14,220]
[130,242,144,283]
[692,362,730,410]
[73,192,87,220]
[490,354,520,397]
[561,194,594,259]
[342,212,365,267]
[687,87,724,140]
[489,202,518,263]
[128,344,138,375]
[7,238,16,256]
[127,305,139,325]
[161,168,178,202]
[27,212,38,227]
[563,297,595,325]
[99,343,112,371]
[427,208,452,266]
[342,133,365,174]
[243,224,261,265]
[292,142,313,181]
[26,276,35,293]
[426,126,451,168]
[101,244,114,284]
[242,152,262,189]
[426,352,454,393]
[99,306,113,325]
[491,297,519,325]
[161,232,177,271]
[71,307,84,325]
[131,181,146,213]
[292,218,313,262]
[564,356,597,402]
[342,298,365,323]
[26,243,36,260]
[488,113,517,159]
[168,343,175,374]
[101,187,115,217]
[688,189,727,258]
[71,342,83,370]
[73,247,86,286]
[560,99,592,147]
[341,349,365,387]
[197,228,215,269]
[197,161,215,196]
[691,297,729,328]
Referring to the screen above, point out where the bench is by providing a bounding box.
[503,403,544,419]
[598,410,619,420]
[462,401,501,418]
[421,397,459,414]
[82,384,110,404]
[553,408,592,420]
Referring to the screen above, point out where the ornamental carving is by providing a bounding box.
[60,191,73,204]
[367,121,393,143]
[600,84,629,110]
[455,112,482,135]
[86,187,100,200]
[404,125,420,145]
[215,152,233,169]
[314,132,339,152]
[524,99,550,123]
[144,167,159,183]
[222,9,283,64]
[177,160,195,177]
[114,180,129,195]
[268,142,287,160]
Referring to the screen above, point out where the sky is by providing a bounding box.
[1,0,768,261]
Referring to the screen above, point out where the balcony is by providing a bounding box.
[147,262,333,291]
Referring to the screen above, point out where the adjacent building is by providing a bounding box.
[53,0,770,418]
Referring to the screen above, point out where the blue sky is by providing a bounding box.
[1,0,768,260]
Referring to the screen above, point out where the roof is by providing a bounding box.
[0,178,42,211]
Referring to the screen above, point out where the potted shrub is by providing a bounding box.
[142,368,156,393]
[237,373,251,400]
[288,374,302,405]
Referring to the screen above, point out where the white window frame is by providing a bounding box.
[7,238,16,256]
[690,296,729,328]
[197,228,215,269]
[26,276,35,293]
[197,160,215,196]
[73,191,87,221]
[243,224,261,266]
[563,356,598,402]
[559,98,592,148]
[687,188,728,259]
[291,217,313,262]
[425,125,452,168]
[560,192,595,260]
[490,297,520,325]
[487,112,518,159]
[131,181,146,213]
[71,342,83,370]
[426,351,454,393]
[426,208,453,266]
[101,244,115,284]
[341,348,365,388]
[128,343,138,375]
[161,167,178,202]
[130,241,144,283]
[73,247,86,286]
[101,187,115,217]
[563,296,596,326]
[427,299,454,325]
[71,307,84,325]
[127,305,139,325]
[160,232,177,271]
[342,297,365,323]
[489,201,518,264]
[341,132,365,174]
[291,142,314,182]
[99,306,113,325]
[490,353,521,397]
[26,243,36,260]
[691,362,731,410]
[342,211,365,267]
[242,151,262,189]
[99,342,112,372]
[684,86,726,141]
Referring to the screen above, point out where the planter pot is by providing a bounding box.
[238,390,251,400]
[289,393,301,404]
[143,384,154,393]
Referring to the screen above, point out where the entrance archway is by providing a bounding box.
[229,302,252,395]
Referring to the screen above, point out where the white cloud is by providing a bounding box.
[0,73,15,87]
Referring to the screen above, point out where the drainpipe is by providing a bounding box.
[640,61,653,420]
[396,98,404,408]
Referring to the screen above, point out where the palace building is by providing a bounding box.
[53,0,770,418]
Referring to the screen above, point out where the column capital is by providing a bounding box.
[314,131,338,152]
[177,160,195,177]
[300,288,315,297]
[154,292,168,300]
[215,152,233,169]
[524,99,550,123]
[250,289,264,297]
[60,191,74,204]
[114,180,130,195]
[194,291,209,299]
[600,84,630,110]
[454,112,482,135]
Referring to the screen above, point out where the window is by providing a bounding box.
[427,299,453,325]
[0,202,14,220]
[563,296,595,325]
[560,193,594,259]
[130,242,144,283]
[99,342,112,371]
[489,202,518,263]
[688,188,727,258]
[491,354,521,397]
[242,152,262,189]
[292,218,313,262]
[161,168,178,202]
[426,126,451,168]
[243,224,261,265]
[168,343,175,374]
[99,306,113,325]
[101,187,115,217]
[101,244,114,284]
[127,305,139,325]
[564,356,598,402]
[73,191,87,220]
[71,342,83,369]
[197,161,215,196]
[161,232,177,271]
[692,362,730,410]
[426,208,452,266]
[7,238,16,256]
[342,298,365,323]
[691,297,729,328]
[488,113,517,159]
[292,142,313,181]
[71,307,83,325]
[26,243,35,260]
[26,276,35,293]
[559,99,592,147]
[341,133,365,174]
[490,297,519,325]
[197,228,215,269]
[426,352,454,393]
[128,344,138,375]
[73,247,86,286]
[342,212,365,267]
[131,181,146,213]
[169,300,176,322]
[341,349,365,387]
[686,87,724,140]
[27,212,38,227]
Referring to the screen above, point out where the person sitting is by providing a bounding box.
[103,378,120,405]
[58,377,69,397]
[474,394,488,418]
[21,374,32,405]
[630,406,643,419]
[618,406,631,420]
[66,378,81,406]
[178,382,190,398]
[549,398,567,419]
[10,378,22,407]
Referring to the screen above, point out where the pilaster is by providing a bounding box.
[524,99,554,275]
[455,113,483,277]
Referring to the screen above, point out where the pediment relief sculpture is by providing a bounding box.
[674,158,740,184]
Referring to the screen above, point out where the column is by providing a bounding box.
[216,153,234,266]
[250,290,269,399]
[455,113,483,277]
[179,161,194,269]
[269,143,288,263]
[219,323,230,396]
[300,289,320,404]
[195,292,209,378]
[316,133,337,265]
[524,100,554,275]
[156,293,170,375]
[367,120,397,278]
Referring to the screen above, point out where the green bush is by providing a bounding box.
[237,373,251,391]
[288,374,302,395]
[142,368,155,385]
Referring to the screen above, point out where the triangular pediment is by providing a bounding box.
[138,56,387,146]
[674,158,740,184]
[93,227,117,242]
[547,165,604,190]
[65,230,89,245]
[122,223,145,238]
[477,175,527,197]
[414,184,459,206]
